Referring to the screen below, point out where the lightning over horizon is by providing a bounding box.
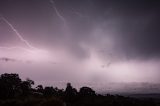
[0,0,160,93]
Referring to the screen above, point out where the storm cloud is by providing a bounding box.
[0,0,160,89]
[0,0,160,60]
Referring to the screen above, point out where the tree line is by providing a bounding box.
[0,73,159,106]
[0,73,95,99]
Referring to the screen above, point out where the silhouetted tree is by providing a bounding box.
[0,73,22,98]
[65,83,77,102]
[43,86,56,97]
[20,79,34,96]
[79,87,96,96]
[56,88,65,97]
[36,85,44,93]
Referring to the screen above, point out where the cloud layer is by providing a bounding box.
[0,0,160,89]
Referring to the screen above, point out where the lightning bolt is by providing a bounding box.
[49,0,69,33]
[49,0,66,25]
[0,16,37,50]
[0,15,49,62]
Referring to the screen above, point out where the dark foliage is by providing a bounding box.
[0,73,159,106]
[79,86,96,96]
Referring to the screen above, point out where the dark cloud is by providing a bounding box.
[0,0,160,61]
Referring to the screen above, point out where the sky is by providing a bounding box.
[0,0,160,90]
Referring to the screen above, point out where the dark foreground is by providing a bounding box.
[0,73,160,106]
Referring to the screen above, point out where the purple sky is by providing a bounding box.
[0,0,160,91]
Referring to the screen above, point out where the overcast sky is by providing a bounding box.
[0,0,160,89]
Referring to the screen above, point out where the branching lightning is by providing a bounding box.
[49,0,66,26]
[49,0,70,34]
[0,17,37,50]
[0,16,49,61]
